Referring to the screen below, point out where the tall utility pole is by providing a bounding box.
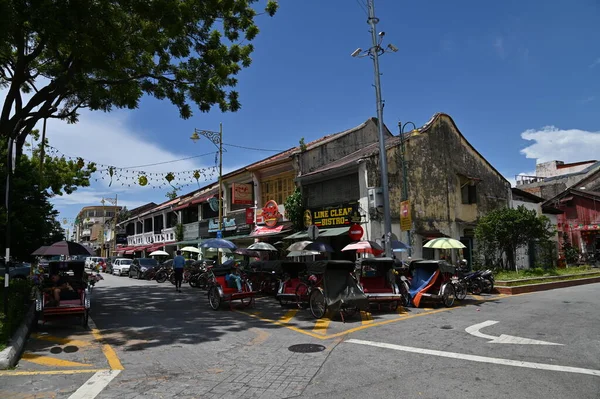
[352,0,398,257]
[400,121,416,256]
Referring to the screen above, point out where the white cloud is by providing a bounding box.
[520,126,600,164]
[494,36,505,59]
[51,187,146,209]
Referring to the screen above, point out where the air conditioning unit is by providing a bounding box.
[368,187,384,209]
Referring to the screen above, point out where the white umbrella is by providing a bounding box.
[286,241,313,252]
[149,250,169,256]
[248,242,278,251]
[180,246,201,253]
[423,238,466,249]
[287,250,320,257]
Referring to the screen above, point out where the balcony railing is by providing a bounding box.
[515,175,543,185]
[126,227,177,246]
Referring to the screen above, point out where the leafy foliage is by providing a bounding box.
[0,278,32,348]
[283,188,304,231]
[0,136,93,260]
[474,206,555,271]
[1,0,279,151]
[175,223,184,242]
[561,239,579,265]
[165,189,178,200]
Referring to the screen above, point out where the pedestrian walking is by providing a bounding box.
[173,250,186,292]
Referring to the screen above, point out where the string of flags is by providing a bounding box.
[44,145,219,190]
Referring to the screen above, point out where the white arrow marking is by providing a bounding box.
[465,320,563,345]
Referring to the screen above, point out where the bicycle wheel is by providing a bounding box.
[309,289,326,319]
[441,283,455,307]
[295,282,309,306]
[455,281,467,300]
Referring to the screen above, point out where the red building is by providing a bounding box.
[543,188,600,258]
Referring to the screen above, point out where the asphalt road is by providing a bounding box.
[0,273,598,399]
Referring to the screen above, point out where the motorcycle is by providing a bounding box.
[479,269,495,294]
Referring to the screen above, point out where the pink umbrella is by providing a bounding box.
[341,240,384,255]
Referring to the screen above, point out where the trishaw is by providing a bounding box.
[246,260,283,295]
[355,258,409,310]
[276,261,310,306]
[308,260,369,322]
[408,260,456,308]
[34,260,91,327]
[206,265,257,310]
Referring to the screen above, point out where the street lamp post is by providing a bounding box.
[400,121,416,256]
[351,0,398,257]
[190,123,224,233]
[103,196,118,257]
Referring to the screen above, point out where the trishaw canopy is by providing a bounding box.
[320,260,368,313]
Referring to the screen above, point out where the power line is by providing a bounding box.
[120,152,215,169]
[223,143,287,152]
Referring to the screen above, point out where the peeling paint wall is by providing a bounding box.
[365,115,510,241]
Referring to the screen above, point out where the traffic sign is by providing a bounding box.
[348,224,364,241]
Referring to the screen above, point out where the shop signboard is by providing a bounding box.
[309,202,361,228]
[232,183,253,205]
[256,200,287,225]
[208,218,236,232]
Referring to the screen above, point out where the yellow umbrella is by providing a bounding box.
[423,238,465,249]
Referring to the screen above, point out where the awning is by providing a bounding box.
[173,202,193,211]
[147,242,176,252]
[173,239,202,246]
[283,226,349,240]
[191,191,217,205]
[125,250,134,255]
[251,225,284,237]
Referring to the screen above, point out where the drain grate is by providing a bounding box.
[288,344,326,353]
[440,325,453,330]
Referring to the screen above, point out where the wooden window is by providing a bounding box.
[261,172,295,205]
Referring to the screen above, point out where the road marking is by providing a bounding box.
[279,309,298,323]
[313,318,331,334]
[360,311,374,325]
[21,353,92,368]
[0,369,107,376]
[67,369,122,399]
[465,320,563,345]
[346,339,600,377]
[248,328,270,346]
[89,317,124,370]
[31,334,93,348]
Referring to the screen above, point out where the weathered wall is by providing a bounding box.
[365,115,510,236]
[304,173,360,208]
[297,118,390,175]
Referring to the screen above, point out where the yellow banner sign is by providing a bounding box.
[400,200,411,231]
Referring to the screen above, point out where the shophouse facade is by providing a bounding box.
[74,204,122,254]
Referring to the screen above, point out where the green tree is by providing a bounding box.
[1,0,279,152]
[474,206,555,271]
[284,188,304,231]
[165,189,178,200]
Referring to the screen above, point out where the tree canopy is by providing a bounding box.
[0,0,278,152]
[474,205,555,270]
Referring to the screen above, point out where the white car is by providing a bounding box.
[112,258,133,276]
[85,257,101,269]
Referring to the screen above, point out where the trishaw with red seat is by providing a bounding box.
[407,259,456,308]
[246,260,282,295]
[206,265,256,310]
[355,258,409,310]
[34,260,91,327]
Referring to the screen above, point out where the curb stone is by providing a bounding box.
[494,276,600,295]
[0,302,36,369]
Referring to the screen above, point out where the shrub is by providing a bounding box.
[0,278,33,347]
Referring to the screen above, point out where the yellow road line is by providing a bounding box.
[0,369,107,377]
[101,344,124,370]
[360,311,374,325]
[21,353,92,368]
[279,309,298,324]
[470,295,484,301]
[91,327,124,370]
[313,318,331,335]
[31,333,93,348]
[235,310,327,339]
[397,306,408,315]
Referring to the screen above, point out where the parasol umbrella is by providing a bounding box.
[423,237,466,249]
[234,248,260,257]
[149,250,169,256]
[37,241,93,256]
[247,242,278,251]
[303,241,335,253]
[286,241,313,252]
[391,240,410,252]
[342,240,384,254]
[180,246,201,254]
[199,238,237,250]
[31,245,49,256]
[287,250,320,257]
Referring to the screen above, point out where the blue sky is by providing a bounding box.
[13,0,599,232]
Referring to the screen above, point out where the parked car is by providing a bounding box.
[129,258,159,279]
[85,257,102,270]
[0,259,31,280]
[104,257,118,274]
[112,258,133,276]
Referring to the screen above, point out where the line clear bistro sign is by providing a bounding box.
[400,200,411,231]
